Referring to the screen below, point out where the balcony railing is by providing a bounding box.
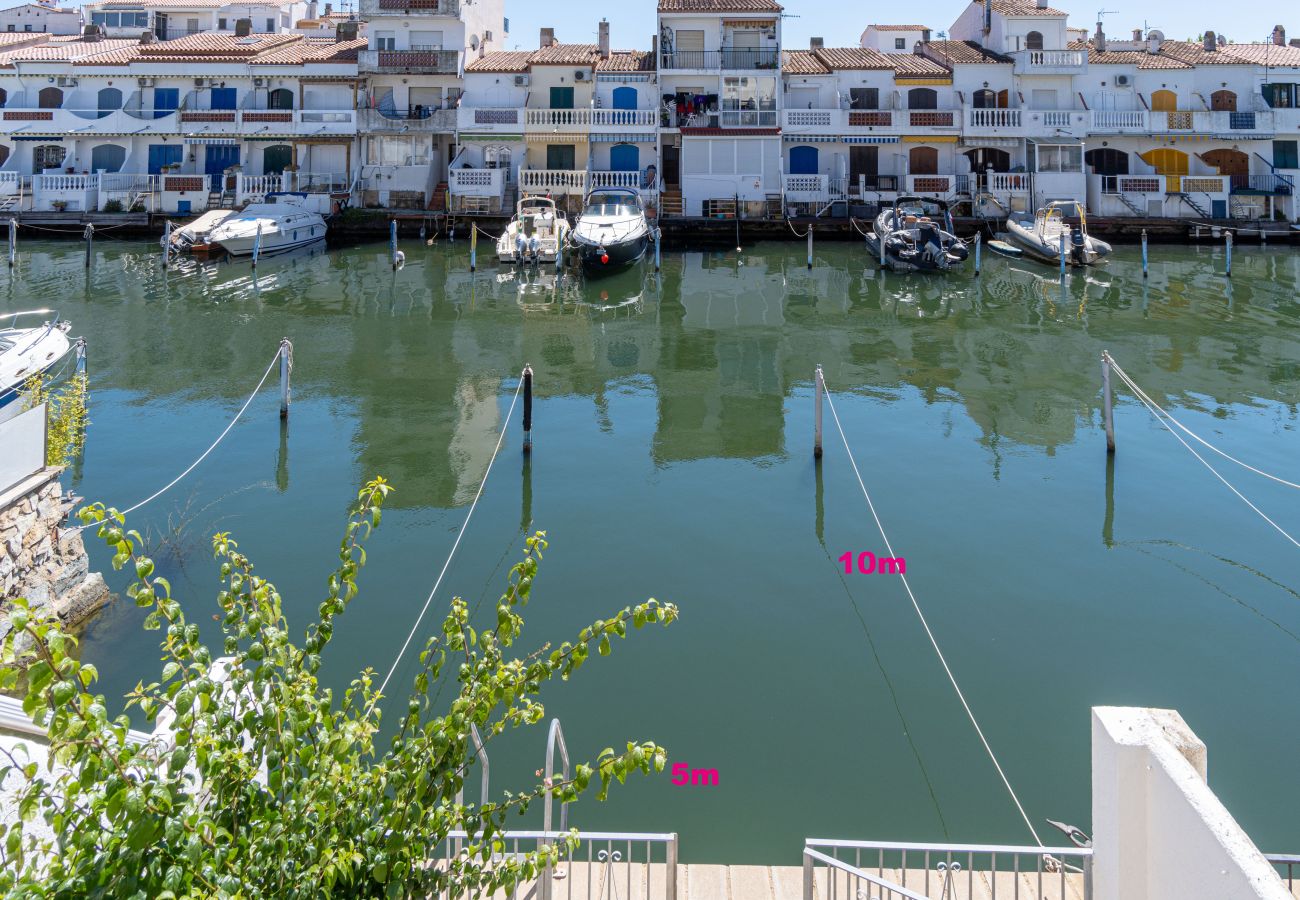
[448,167,505,197]
[906,174,957,196]
[659,49,780,70]
[783,174,828,202]
[1091,109,1148,132]
[967,108,1021,128]
[1015,49,1087,73]
[908,111,955,128]
[462,107,519,127]
[1232,173,1294,195]
[719,109,778,127]
[986,172,1032,193]
[358,0,458,15]
[522,108,657,128]
[358,107,455,132]
[358,48,459,73]
[518,168,587,194]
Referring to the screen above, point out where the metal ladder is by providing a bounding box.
[1175,192,1210,217]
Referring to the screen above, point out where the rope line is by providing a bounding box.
[785,219,812,238]
[471,223,503,242]
[821,378,1044,847]
[848,217,874,239]
[376,369,526,698]
[1107,358,1300,550]
[71,344,283,533]
[1107,358,1300,491]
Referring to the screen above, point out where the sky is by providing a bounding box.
[501,0,1292,53]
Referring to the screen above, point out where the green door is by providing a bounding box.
[546,144,576,170]
[263,144,293,175]
[549,86,574,110]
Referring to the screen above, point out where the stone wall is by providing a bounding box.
[0,467,110,642]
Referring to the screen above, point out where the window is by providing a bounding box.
[907,87,937,109]
[185,17,198,33]
[894,38,906,49]
[972,89,996,108]
[5,25,12,32]
[1025,30,1043,50]
[1035,143,1083,173]
[37,86,62,108]
[34,144,65,170]
[375,31,395,50]
[268,88,294,110]
[849,87,878,109]
[546,144,576,170]
[1263,83,1297,109]
[1274,140,1299,170]
[549,86,574,109]
[265,18,274,32]
[218,17,227,28]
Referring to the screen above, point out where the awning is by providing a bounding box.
[902,135,958,143]
[524,132,587,144]
[12,135,60,141]
[783,134,842,143]
[589,133,655,143]
[243,136,295,142]
[458,133,523,142]
[895,78,953,86]
[960,136,1021,148]
[1155,134,1213,142]
[184,136,238,145]
[843,135,901,144]
[1029,137,1083,145]
[721,18,776,25]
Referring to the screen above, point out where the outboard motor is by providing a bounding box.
[515,233,526,261]
[1070,224,1086,265]
[917,222,944,267]
[528,233,541,261]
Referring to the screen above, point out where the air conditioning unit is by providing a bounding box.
[573,70,587,81]
[253,77,268,87]
[56,76,78,87]
[513,74,530,87]
[1115,74,1131,86]
[137,76,155,87]
[194,77,206,86]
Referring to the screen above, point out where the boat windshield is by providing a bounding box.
[586,202,638,216]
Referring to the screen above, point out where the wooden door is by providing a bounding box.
[1210,90,1237,112]
[909,146,938,175]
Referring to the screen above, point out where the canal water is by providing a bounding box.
[5,236,1300,863]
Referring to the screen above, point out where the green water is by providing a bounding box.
[6,237,1300,864]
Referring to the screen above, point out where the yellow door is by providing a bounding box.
[1139,148,1188,193]
[1150,90,1177,112]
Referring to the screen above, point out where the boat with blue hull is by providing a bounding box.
[570,188,651,274]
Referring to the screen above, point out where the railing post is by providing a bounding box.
[654,226,661,272]
[522,365,533,453]
[1224,230,1232,278]
[74,337,86,379]
[389,218,398,269]
[1102,351,1116,454]
[802,850,813,900]
[813,365,823,460]
[279,338,291,421]
[1140,229,1148,278]
[974,231,982,275]
[667,834,679,900]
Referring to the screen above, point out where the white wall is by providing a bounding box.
[1092,707,1291,900]
[0,5,80,35]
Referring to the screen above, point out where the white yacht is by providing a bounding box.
[570,188,651,273]
[497,196,570,265]
[0,309,72,408]
[1006,201,1112,267]
[208,199,327,257]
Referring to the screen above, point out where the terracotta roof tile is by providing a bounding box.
[0,37,139,66]
[595,49,654,72]
[463,49,531,72]
[98,0,228,7]
[812,47,893,70]
[980,0,1068,17]
[781,49,829,74]
[1223,42,1300,65]
[1155,39,1256,66]
[657,0,781,11]
[923,39,1012,65]
[1066,39,1192,69]
[253,36,365,64]
[528,42,600,65]
[890,53,950,76]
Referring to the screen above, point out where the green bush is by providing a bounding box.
[102,199,124,213]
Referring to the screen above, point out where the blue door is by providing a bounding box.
[612,86,637,110]
[154,88,178,119]
[789,145,818,175]
[205,144,239,190]
[147,144,181,174]
[610,144,639,172]
[1212,199,1227,218]
[210,88,237,110]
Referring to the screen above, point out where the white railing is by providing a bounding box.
[1091,109,1147,131]
[522,108,656,128]
[34,173,99,193]
[525,108,591,127]
[987,172,1032,193]
[448,167,505,197]
[967,108,1021,128]
[98,173,156,193]
[0,171,22,194]
[1022,49,1086,68]
[783,174,828,201]
[588,170,642,190]
[591,108,657,127]
[1042,110,1072,128]
[803,839,1092,900]
[236,174,280,204]
[461,107,520,127]
[519,168,587,194]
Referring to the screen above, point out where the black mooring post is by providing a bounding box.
[522,365,533,454]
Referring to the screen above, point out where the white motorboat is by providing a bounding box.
[864,196,968,273]
[570,188,651,273]
[0,309,72,408]
[1006,201,1112,267]
[497,196,570,265]
[208,199,327,257]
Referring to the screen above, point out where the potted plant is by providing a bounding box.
[51,200,68,212]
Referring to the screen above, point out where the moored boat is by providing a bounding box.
[864,196,968,273]
[0,309,72,408]
[570,188,650,273]
[1006,201,1112,267]
[208,198,327,257]
[497,196,570,265]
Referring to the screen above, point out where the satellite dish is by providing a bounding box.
[470,34,479,50]
[1146,29,1164,41]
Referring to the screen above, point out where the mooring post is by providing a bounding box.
[83,223,94,269]
[390,219,398,270]
[1058,231,1067,279]
[974,232,982,275]
[252,222,262,269]
[278,337,291,421]
[74,337,86,378]
[162,220,172,268]
[877,223,886,269]
[813,364,824,460]
[1101,351,1116,454]
[7,217,15,268]
[806,225,813,270]
[654,227,661,272]
[1141,229,1148,278]
[470,224,478,272]
[522,365,533,454]
[1224,230,1232,278]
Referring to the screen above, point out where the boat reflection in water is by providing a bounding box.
[501,259,652,318]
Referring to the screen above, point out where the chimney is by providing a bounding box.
[1035,0,1048,8]
[335,19,358,41]
[922,28,931,42]
[1132,28,1142,41]
[598,18,609,59]
[651,33,657,59]
[1202,30,1216,52]
[540,27,555,48]
[809,36,824,50]
[307,0,318,19]
[1273,25,1286,46]
[139,30,155,44]
[1291,38,1300,48]
[982,0,992,42]
[82,23,101,40]
[324,3,332,14]
[1095,21,1105,53]
[235,17,252,36]
[1147,30,1162,54]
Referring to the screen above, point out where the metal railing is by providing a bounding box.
[358,107,455,131]
[1232,173,1294,195]
[803,839,1092,900]
[359,0,458,14]
[358,49,459,73]
[659,49,779,69]
[1266,853,1300,893]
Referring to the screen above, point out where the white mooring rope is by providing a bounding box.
[1107,359,1300,550]
[376,369,527,698]
[72,344,284,533]
[821,379,1045,848]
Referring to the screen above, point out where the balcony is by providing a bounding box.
[1013,49,1087,75]
[1090,109,1149,134]
[0,107,181,136]
[718,109,778,127]
[659,49,780,71]
[358,0,458,15]
[358,48,459,74]
[523,108,657,130]
[457,107,521,130]
[518,168,587,195]
[358,107,455,133]
[906,174,959,197]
